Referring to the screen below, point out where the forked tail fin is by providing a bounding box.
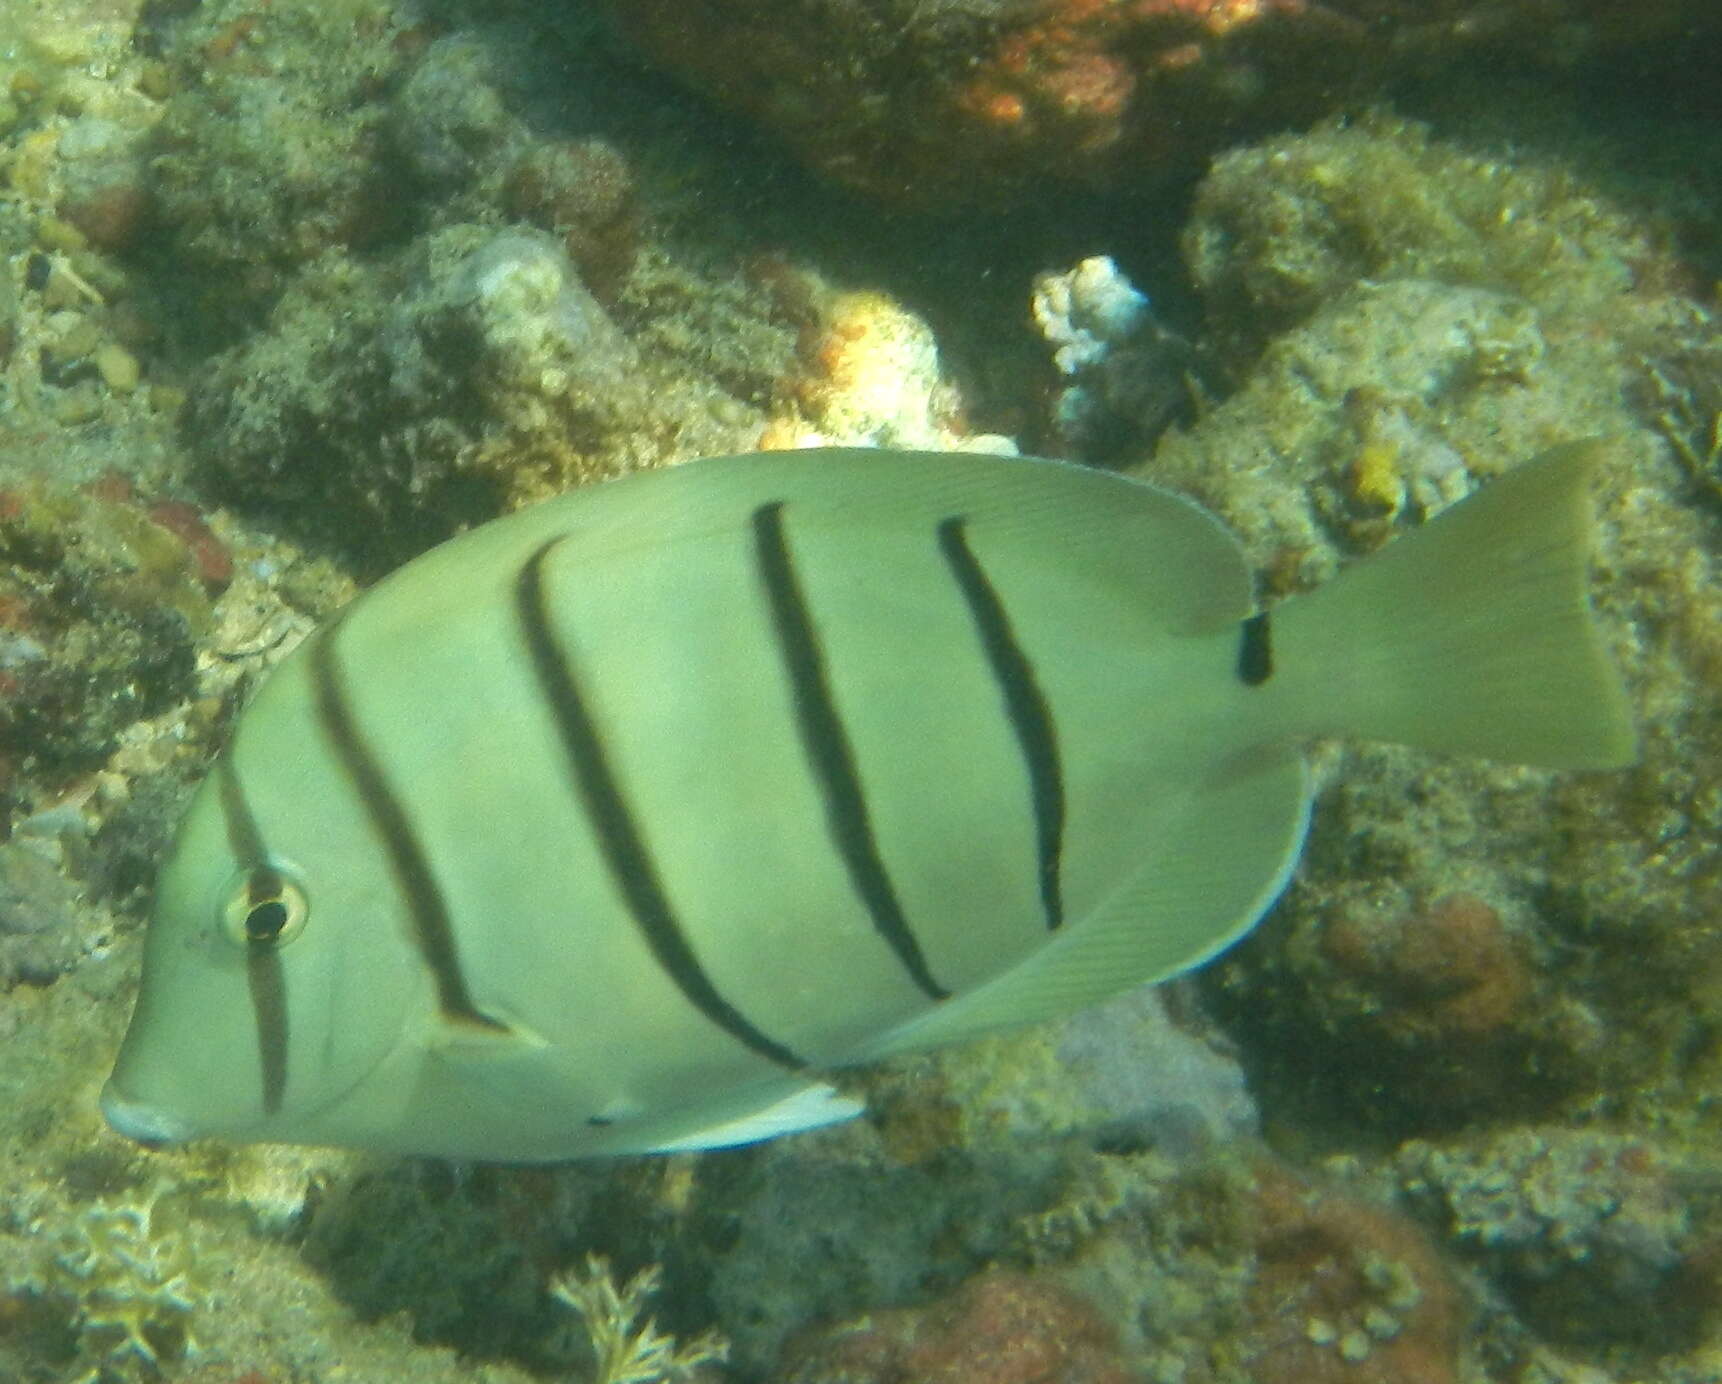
[1270,440,1638,769]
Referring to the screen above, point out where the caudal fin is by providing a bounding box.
[1271,440,1637,769]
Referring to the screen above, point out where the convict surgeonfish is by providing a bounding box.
[102,443,1635,1161]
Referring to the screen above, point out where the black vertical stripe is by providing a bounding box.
[514,536,808,1071]
[307,619,505,1033]
[751,503,951,1001]
[936,518,1066,931]
[216,757,290,1114]
[1237,611,1273,686]
[217,754,269,872]
[246,943,288,1114]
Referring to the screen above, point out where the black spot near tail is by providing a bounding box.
[1237,611,1273,686]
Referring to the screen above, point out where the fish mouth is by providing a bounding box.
[99,1081,195,1149]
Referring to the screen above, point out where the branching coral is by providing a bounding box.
[550,1254,727,1384]
[24,1193,199,1381]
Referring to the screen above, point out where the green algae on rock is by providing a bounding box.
[1397,1129,1698,1353]
[143,0,416,343]
[182,222,790,574]
[1183,110,1663,365]
[0,478,207,794]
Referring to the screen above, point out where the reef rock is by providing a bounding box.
[591,0,1720,204]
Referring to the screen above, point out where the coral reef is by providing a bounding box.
[1336,893,1529,1043]
[1030,253,1193,458]
[0,4,1717,1384]
[291,986,1258,1374]
[867,985,1258,1163]
[140,4,889,572]
[774,1268,1134,1384]
[24,1194,199,1380]
[1180,110,1667,363]
[0,475,209,795]
[182,217,792,572]
[742,1138,1470,1384]
[0,838,85,988]
[144,0,415,340]
[760,285,1009,454]
[1640,326,1722,511]
[1397,1129,1699,1351]
[1132,110,1722,1155]
[592,0,1722,204]
[1236,1157,1465,1384]
[503,138,640,302]
[55,116,151,256]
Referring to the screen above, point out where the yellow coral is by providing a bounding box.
[1348,439,1406,516]
[774,290,949,448]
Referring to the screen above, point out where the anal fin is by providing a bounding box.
[638,1081,864,1153]
[852,748,1311,1063]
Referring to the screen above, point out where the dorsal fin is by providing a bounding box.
[376,449,1253,638]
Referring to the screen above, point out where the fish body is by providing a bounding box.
[102,445,1634,1160]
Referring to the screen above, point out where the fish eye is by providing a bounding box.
[220,866,310,950]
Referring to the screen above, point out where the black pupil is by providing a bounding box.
[245,899,290,943]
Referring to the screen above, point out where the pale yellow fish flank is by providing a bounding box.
[101,444,1634,1161]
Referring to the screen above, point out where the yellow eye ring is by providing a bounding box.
[221,866,310,949]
